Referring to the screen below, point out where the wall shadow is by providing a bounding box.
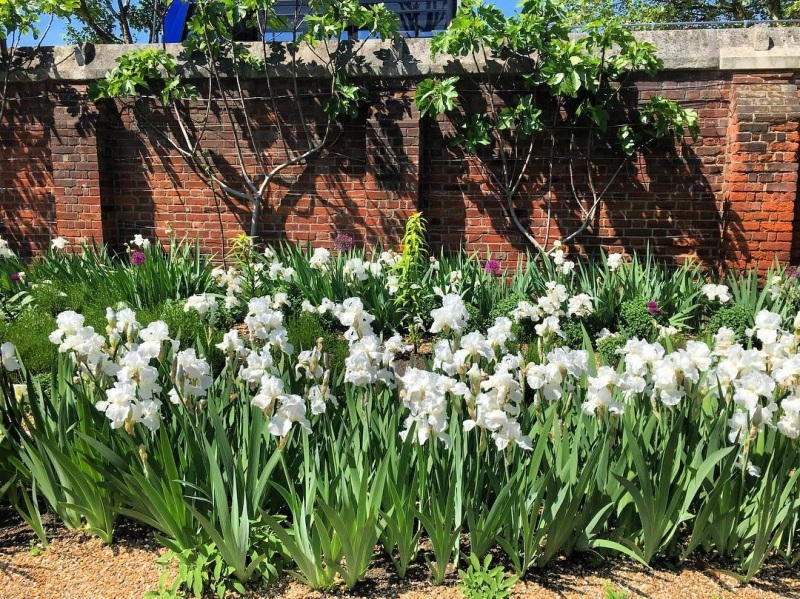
[268,84,416,250]
[420,77,745,271]
[93,77,420,258]
[95,99,160,252]
[0,84,56,257]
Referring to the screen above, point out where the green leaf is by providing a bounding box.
[414,77,460,118]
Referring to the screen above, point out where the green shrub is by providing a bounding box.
[489,293,536,342]
[204,330,227,375]
[318,309,341,333]
[464,302,486,333]
[663,331,689,351]
[415,293,437,330]
[0,310,58,374]
[283,283,307,319]
[213,304,239,332]
[707,303,751,341]
[524,339,542,364]
[32,372,53,402]
[82,303,116,336]
[143,299,226,373]
[584,311,613,343]
[488,293,528,322]
[561,318,585,349]
[154,299,208,345]
[285,312,348,373]
[27,280,70,316]
[29,279,104,318]
[286,312,327,353]
[559,309,611,350]
[29,278,122,335]
[325,336,349,374]
[597,334,626,367]
[618,298,657,341]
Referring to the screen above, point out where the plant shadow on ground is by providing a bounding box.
[520,549,800,599]
[0,507,37,583]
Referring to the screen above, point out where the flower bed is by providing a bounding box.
[1,230,800,598]
[2,512,799,599]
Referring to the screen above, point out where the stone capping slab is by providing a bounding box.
[6,27,800,82]
[720,46,800,70]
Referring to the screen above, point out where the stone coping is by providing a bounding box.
[5,26,800,82]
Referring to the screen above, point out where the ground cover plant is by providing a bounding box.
[1,225,800,598]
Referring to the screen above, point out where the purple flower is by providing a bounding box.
[647,301,662,315]
[484,259,501,275]
[334,233,354,253]
[131,251,146,266]
[10,273,20,281]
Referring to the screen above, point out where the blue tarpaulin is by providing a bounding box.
[163,0,191,43]
[160,0,455,42]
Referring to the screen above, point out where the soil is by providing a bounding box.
[1,510,798,599]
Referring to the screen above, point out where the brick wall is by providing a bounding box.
[723,73,800,268]
[422,75,735,267]
[0,83,55,254]
[2,69,800,271]
[91,80,421,258]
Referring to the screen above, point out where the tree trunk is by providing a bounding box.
[767,0,783,19]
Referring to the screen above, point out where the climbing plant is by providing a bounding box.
[414,0,699,250]
[89,0,399,238]
[0,0,78,123]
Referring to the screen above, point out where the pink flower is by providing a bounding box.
[334,233,354,253]
[131,251,146,266]
[484,259,501,275]
[647,301,662,315]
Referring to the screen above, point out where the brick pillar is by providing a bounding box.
[722,74,800,271]
[51,85,104,246]
[0,83,55,256]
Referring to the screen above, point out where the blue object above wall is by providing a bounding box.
[161,0,457,42]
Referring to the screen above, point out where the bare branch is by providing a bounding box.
[76,0,124,43]
[201,28,258,197]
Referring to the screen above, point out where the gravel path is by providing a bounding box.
[1,512,798,599]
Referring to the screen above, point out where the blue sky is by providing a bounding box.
[17,0,522,46]
[17,14,70,47]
